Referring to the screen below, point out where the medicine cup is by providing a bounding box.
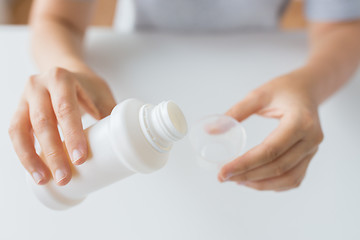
[189,114,246,170]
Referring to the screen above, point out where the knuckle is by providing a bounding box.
[44,149,63,160]
[237,174,248,182]
[275,164,287,176]
[32,113,51,133]
[264,144,280,161]
[28,74,38,83]
[253,184,266,191]
[246,89,267,106]
[26,75,39,89]
[288,176,302,189]
[8,122,20,138]
[300,111,316,130]
[312,146,319,154]
[239,162,251,172]
[55,98,75,120]
[50,67,68,80]
[248,88,266,100]
[63,127,80,142]
[293,180,302,189]
[315,131,324,144]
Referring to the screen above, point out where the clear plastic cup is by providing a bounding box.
[189,114,246,169]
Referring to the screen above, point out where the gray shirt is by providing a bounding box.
[112,0,360,32]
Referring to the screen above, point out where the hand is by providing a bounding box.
[218,72,324,191]
[9,67,116,186]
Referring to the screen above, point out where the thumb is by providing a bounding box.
[226,90,265,122]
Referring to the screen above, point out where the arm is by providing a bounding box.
[30,0,95,72]
[302,21,360,104]
[218,20,360,191]
[9,0,116,186]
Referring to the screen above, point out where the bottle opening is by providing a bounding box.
[161,101,188,140]
[140,101,188,152]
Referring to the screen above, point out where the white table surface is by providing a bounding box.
[1,26,360,240]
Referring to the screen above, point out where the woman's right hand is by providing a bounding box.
[8,67,117,186]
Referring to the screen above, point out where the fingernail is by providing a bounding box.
[221,173,234,182]
[55,169,67,183]
[32,171,43,184]
[72,149,83,164]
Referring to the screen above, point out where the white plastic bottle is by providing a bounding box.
[29,98,188,210]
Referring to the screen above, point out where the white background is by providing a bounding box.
[1,26,360,240]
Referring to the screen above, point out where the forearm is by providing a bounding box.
[30,0,95,73]
[293,21,360,105]
[31,19,88,72]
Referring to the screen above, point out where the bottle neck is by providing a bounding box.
[139,101,188,153]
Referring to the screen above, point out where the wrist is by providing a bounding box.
[39,55,99,78]
[285,65,331,106]
[44,56,91,73]
[37,61,106,88]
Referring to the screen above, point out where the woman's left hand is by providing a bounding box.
[218,71,324,191]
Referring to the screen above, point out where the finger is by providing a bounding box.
[76,82,102,119]
[274,152,316,192]
[75,73,117,119]
[274,175,306,192]
[226,90,266,122]
[230,141,317,183]
[242,153,314,191]
[8,99,51,185]
[92,89,117,119]
[204,116,237,135]
[27,84,72,186]
[47,72,88,165]
[219,114,303,181]
[76,85,116,118]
